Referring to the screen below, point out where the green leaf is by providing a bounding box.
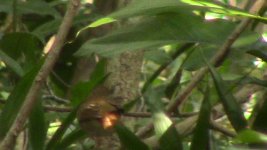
[17,1,60,18]
[45,109,78,150]
[204,55,247,132]
[190,86,211,150]
[0,32,43,71]
[29,98,47,150]
[235,129,267,144]
[75,13,236,57]
[252,95,267,132]
[115,124,149,150]
[71,60,107,107]
[153,112,172,138]
[0,50,24,77]
[159,125,183,150]
[183,45,217,71]
[144,49,172,65]
[0,62,42,139]
[108,0,267,21]
[247,49,267,63]
[55,129,86,150]
[88,17,117,28]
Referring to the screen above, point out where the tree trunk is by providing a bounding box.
[72,0,144,149]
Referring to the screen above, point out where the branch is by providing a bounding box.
[42,95,69,104]
[210,120,236,137]
[137,0,266,138]
[44,106,72,112]
[0,0,80,149]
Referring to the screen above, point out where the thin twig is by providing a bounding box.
[137,0,266,137]
[0,0,81,149]
[42,95,69,104]
[44,106,72,112]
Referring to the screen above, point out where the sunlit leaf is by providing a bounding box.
[235,129,267,144]
[88,17,117,28]
[153,112,172,138]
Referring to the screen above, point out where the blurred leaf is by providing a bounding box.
[144,49,172,65]
[0,32,43,71]
[55,129,86,150]
[33,19,62,41]
[159,125,183,150]
[0,50,24,77]
[247,49,267,63]
[0,0,59,18]
[45,109,78,150]
[29,98,47,150]
[34,14,98,41]
[89,0,267,22]
[183,45,216,71]
[153,112,172,138]
[235,129,267,144]
[0,62,42,139]
[190,86,211,150]
[75,13,236,57]
[71,60,107,107]
[115,124,149,150]
[17,1,60,18]
[204,55,247,132]
[252,94,267,132]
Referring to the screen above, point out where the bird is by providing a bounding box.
[77,85,122,136]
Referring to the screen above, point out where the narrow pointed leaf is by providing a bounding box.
[115,124,149,150]
[45,109,77,150]
[252,96,267,132]
[29,99,47,150]
[235,129,267,144]
[55,129,86,149]
[159,125,183,150]
[0,63,42,139]
[204,58,247,131]
[190,86,211,150]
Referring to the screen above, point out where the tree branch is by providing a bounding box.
[0,0,80,149]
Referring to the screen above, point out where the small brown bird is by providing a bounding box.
[77,86,122,136]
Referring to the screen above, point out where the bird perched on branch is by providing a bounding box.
[77,86,123,136]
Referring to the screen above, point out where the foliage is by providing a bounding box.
[0,0,267,149]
